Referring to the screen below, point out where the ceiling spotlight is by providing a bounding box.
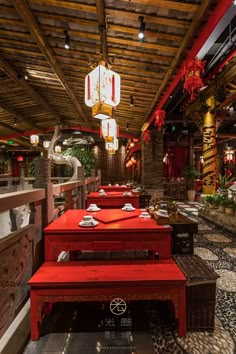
[64,30,70,49]
[126,123,129,131]
[138,16,145,40]
[130,95,134,107]
[24,75,28,80]
[14,118,17,126]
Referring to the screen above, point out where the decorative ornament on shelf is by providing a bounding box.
[30,134,39,146]
[183,57,206,100]
[85,61,120,119]
[143,130,151,144]
[154,110,166,131]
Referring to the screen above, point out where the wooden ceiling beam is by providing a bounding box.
[14,0,90,127]
[0,121,24,134]
[108,24,183,42]
[106,9,190,29]
[141,0,211,130]
[122,0,199,13]
[107,36,178,54]
[0,57,63,123]
[28,0,96,13]
[0,101,42,130]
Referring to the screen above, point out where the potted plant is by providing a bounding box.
[217,172,235,196]
[222,199,235,215]
[183,165,199,202]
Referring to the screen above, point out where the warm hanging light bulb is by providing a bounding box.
[64,30,70,49]
[138,16,145,40]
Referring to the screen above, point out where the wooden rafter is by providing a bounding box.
[0,101,42,130]
[122,0,199,13]
[14,0,90,127]
[0,57,63,123]
[106,9,190,29]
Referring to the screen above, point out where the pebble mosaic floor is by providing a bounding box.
[23,202,236,354]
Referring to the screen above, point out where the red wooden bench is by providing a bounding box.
[28,260,186,340]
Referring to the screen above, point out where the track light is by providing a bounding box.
[138,16,145,40]
[130,95,134,107]
[14,118,17,126]
[126,123,129,131]
[64,30,70,49]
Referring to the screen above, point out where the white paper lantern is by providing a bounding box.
[85,64,120,119]
[43,140,50,149]
[30,134,39,146]
[105,138,119,151]
[55,145,61,153]
[101,118,119,142]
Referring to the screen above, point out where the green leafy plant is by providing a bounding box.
[217,173,235,190]
[62,147,97,177]
[183,165,199,190]
[222,199,235,209]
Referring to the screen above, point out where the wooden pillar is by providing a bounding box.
[202,97,216,195]
[188,135,194,167]
[141,130,163,197]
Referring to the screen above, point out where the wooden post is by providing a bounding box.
[78,166,85,209]
[203,97,216,195]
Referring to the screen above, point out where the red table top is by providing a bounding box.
[29,260,186,286]
[88,192,137,198]
[44,209,172,234]
[99,185,131,191]
[89,208,140,223]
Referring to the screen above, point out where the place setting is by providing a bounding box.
[98,189,107,196]
[121,203,136,211]
[78,215,99,228]
[86,203,101,212]
[139,210,151,219]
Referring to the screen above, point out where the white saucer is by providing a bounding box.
[121,207,136,211]
[139,214,151,218]
[86,207,101,212]
[79,220,99,227]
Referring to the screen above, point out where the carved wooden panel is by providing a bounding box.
[0,225,36,337]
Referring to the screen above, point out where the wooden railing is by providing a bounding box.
[0,170,101,338]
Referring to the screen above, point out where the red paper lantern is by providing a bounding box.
[183,57,205,100]
[143,130,151,144]
[154,110,166,131]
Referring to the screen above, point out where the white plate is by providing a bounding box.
[86,207,101,212]
[79,220,99,227]
[121,207,136,211]
[139,214,151,218]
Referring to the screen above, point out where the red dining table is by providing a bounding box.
[44,209,172,261]
[98,185,131,192]
[87,191,139,208]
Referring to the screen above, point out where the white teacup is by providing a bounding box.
[140,211,150,218]
[82,215,94,224]
[88,204,98,210]
[99,189,104,193]
[123,203,133,210]
[108,184,112,186]
[115,183,119,186]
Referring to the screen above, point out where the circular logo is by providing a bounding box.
[109,298,127,316]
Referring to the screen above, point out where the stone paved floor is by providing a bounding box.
[23,202,236,354]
